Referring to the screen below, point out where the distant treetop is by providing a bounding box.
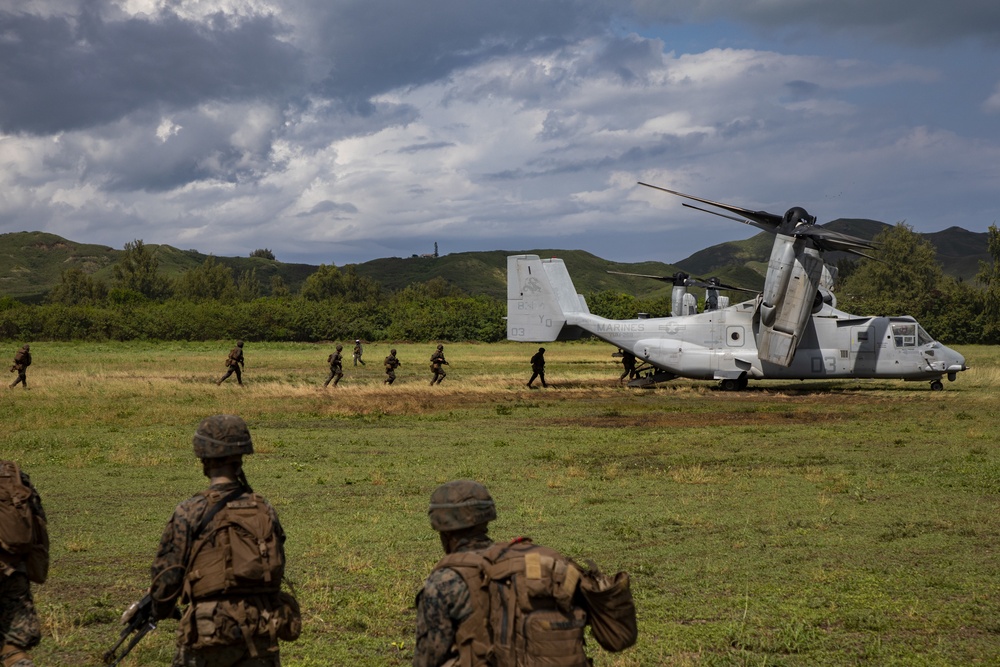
[250,248,276,260]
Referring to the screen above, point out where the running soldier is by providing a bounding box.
[352,340,365,366]
[618,349,636,385]
[325,345,344,387]
[8,346,30,390]
[142,414,299,666]
[526,347,547,388]
[0,461,49,667]
[429,345,448,386]
[414,480,636,667]
[217,341,245,386]
[384,349,401,385]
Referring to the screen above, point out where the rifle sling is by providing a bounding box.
[195,486,247,539]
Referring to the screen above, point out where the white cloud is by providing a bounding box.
[0,2,997,265]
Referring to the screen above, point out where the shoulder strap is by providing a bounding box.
[433,550,491,665]
[194,486,246,540]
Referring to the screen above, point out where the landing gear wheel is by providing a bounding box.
[720,378,739,391]
[930,380,944,391]
[737,375,749,390]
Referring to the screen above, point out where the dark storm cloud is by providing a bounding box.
[398,141,455,154]
[658,0,1000,46]
[301,200,359,216]
[310,0,612,100]
[784,80,822,99]
[0,8,303,134]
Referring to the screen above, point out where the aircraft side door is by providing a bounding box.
[850,326,875,375]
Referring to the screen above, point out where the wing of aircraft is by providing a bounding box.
[637,182,878,366]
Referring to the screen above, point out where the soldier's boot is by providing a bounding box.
[1,644,32,667]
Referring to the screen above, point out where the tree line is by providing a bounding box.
[1,227,998,344]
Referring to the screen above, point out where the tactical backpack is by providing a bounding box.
[0,461,49,584]
[432,538,590,667]
[184,490,284,600]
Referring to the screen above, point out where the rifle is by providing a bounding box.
[103,594,176,666]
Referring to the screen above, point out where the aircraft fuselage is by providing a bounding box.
[566,302,964,382]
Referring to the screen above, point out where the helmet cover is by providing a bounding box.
[193,414,254,459]
[428,479,496,531]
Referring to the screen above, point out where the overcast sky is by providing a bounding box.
[1,1,998,267]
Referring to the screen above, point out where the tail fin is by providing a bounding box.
[506,255,588,342]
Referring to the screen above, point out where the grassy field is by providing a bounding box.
[1,340,998,666]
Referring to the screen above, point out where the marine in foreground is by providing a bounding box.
[414,479,637,667]
[0,460,49,667]
[110,415,300,666]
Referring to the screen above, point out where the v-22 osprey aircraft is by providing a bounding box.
[506,184,967,390]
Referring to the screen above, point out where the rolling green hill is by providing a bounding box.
[0,221,988,303]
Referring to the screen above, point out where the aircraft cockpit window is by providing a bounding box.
[917,326,933,346]
[892,323,917,348]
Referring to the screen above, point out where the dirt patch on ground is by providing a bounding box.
[550,409,850,429]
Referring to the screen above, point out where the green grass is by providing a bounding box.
[1,341,999,666]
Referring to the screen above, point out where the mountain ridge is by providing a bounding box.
[0,221,988,302]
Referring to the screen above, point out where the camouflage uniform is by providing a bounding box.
[414,480,498,667]
[150,481,286,666]
[324,347,344,387]
[429,346,448,386]
[150,416,288,667]
[384,350,401,385]
[527,347,547,388]
[618,350,636,384]
[413,535,492,667]
[0,466,45,667]
[8,346,30,390]
[353,341,365,367]
[217,342,245,386]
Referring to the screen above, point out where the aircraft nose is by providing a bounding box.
[945,349,967,378]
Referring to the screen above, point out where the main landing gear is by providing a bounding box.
[719,374,749,391]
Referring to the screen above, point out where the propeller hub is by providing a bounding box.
[782,206,815,227]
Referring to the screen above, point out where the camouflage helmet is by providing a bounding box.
[390,348,397,355]
[336,344,343,351]
[428,480,496,532]
[21,344,29,351]
[193,414,254,459]
[437,344,444,350]
[236,340,244,347]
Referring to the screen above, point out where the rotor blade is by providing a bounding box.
[793,226,878,256]
[681,204,775,233]
[607,270,676,282]
[685,278,759,293]
[638,182,783,229]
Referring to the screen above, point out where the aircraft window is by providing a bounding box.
[892,323,916,348]
[726,326,745,347]
[857,331,868,341]
[917,326,933,346]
